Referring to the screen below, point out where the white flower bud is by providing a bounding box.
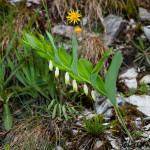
[55,67,59,78]
[73,79,77,91]
[65,72,70,85]
[83,84,88,95]
[91,90,96,101]
[49,60,53,71]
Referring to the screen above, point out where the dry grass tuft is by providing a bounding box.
[78,33,109,78]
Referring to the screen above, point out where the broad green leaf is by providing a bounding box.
[77,59,93,83]
[91,48,112,87]
[3,104,12,131]
[58,47,71,69]
[46,31,61,64]
[105,51,123,106]
[95,75,106,96]
[71,35,78,75]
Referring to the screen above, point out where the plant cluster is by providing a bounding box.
[18,29,132,140]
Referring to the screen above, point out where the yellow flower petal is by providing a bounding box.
[66,9,82,24]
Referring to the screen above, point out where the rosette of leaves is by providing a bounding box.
[18,30,132,140]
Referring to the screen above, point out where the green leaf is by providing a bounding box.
[47,99,55,112]
[138,37,144,51]
[18,37,31,47]
[52,104,58,119]
[46,31,61,64]
[96,75,106,96]
[49,71,56,99]
[58,104,62,119]
[58,47,71,69]
[3,104,12,131]
[71,35,78,75]
[91,48,112,87]
[67,105,74,117]
[77,59,93,83]
[105,51,123,106]
[131,40,143,52]
[62,105,67,120]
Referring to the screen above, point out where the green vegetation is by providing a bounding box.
[132,37,150,66]
[83,114,110,138]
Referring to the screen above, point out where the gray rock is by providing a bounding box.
[143,26,150,42]
[94,140,103,148]
[104,14,124,46]
[139,74,150,84]
[95,92,124,117]
[111,140,121,149]
[139,7,150,21]
[125,95,150,117]
[27,0,40,4]
[118,68,138,89]
[72,129,78,136]
[52,25,83,39]
[53,146,64,150]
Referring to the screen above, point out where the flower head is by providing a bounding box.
[66,10,82,24]
[83,84,88,96]
[75,27,82,34]
[65,72,70,85]
[91,90,96,101]
[55,67,59,78]
[49,60,53,71]
[73,79,77,91]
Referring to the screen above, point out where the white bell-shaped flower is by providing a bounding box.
[65,72,70,85]
[49,60,53,71]
[55,67,59,78]
[83,84,88,96]
[73,79,77,91]
[91,90,96,101]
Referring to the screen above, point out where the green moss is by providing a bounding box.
[112,105,143,138]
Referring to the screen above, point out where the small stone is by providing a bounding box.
[76,122,83,127]
[72,130,78,136]
[144,124,150,131]
[139,7,150,21]
[139,74,150,84]
[53,146,64,150]
[118,68,138,89]
[141,133,149,138]
[143,26,150,42]
[26,2,32,7]
[94,140,103,148]
[27,0,40,4]
[111,140,120,150]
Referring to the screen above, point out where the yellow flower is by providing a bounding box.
[75,27,82,34]
[66,10,82,24]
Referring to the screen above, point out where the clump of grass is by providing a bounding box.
[83,114,110,139]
